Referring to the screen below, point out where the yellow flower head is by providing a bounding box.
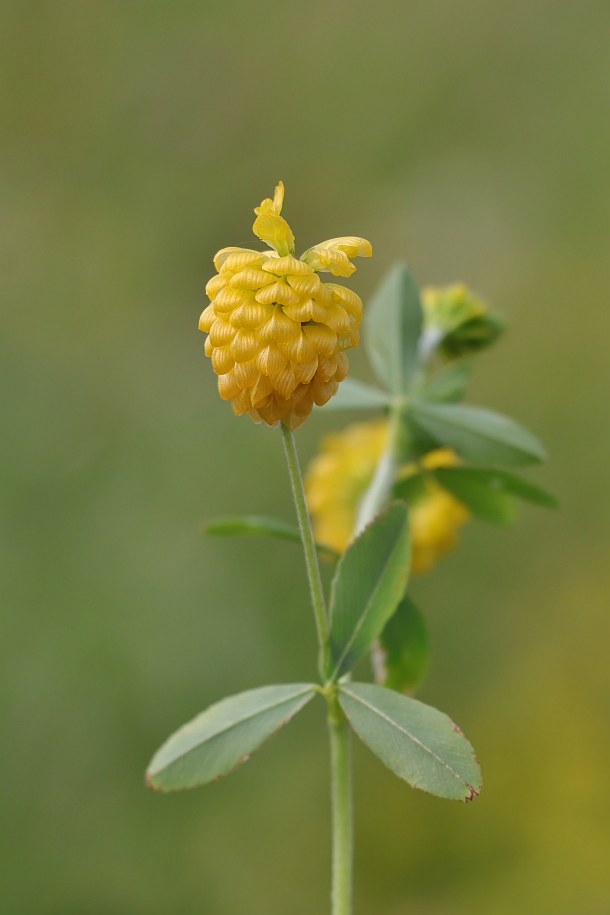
[305,419,469,573]
[199,182,372,429]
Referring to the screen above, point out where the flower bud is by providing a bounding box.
[422,284,504,359]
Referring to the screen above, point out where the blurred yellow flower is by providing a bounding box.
[199,181,372,429]
[305,420,469,572]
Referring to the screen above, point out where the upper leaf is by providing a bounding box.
[377,595,429,693]
[433,469,518,524]
[409,401,547,466]
[434,466,557,508]
[320,377,392,410]
[432,466,557,524]
[327,503,410,680]
[146,684,316,792]
[338,682,482,801]
[364,264,423,394]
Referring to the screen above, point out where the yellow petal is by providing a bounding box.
[273,181,285,214]
[291,357,319,384]
[252,210,295,257]
[261,255,313,276]
[205,274,227,299]
[256,345,288,378]
[229,301,273,329]
[301,236,372,277]
[335,352,349,381]
[198,302,216,332]
[316,355,338,382]
[282,300,328,323]
[217,370,241,401]
[211,345,235,375]
[231,329,260,362]
[312,379,339,406]
[273,365,300,399]
[250,373,274,406]
[255,281,301,307]
[258,309,301,344]
[316,237,372,259]
[303,323,337,357]
[233,360,260,388]
[209,318,236,346]
[286,273,321,296]
[282,331,317,363]
[214,247,264,272]
[230,268,275,290]
[212,286,253,314]
[326,284,363,320]
[253,182,295,256]
[322,303,351,334]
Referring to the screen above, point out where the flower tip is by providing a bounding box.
[273,181,285,214]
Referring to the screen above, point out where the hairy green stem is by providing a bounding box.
[328,693,353,915]
[281,423,330,679]
[281,423,353,915]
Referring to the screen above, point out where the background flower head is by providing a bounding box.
[305,419,469,572]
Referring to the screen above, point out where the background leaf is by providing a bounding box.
[436,466,558,507]
[433,466,557,523]
[432,469,518,524]
[409,401,547,466]
[417,362,473,404]
[320,377,391,410]
[377,595,429,693]
[328,503,410,679]
[339,682,482,801]
[364,264,423,394]
[392,471,428,504]
[146,684,316,792]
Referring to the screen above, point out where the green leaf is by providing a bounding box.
[409,402,547,466]
[418,362,472,404]
[146,684,316,792]
[202,515,339,559]
[328,503,410,679]
[392,471,428,504]
[433,466,557,524]
[364,264,423,394]
[437,466,557,508]
[378,595,429,693]
[338,682,482,801]
[432,469,518,524]
[321,377,391,410]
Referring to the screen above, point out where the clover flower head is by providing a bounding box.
[305,419,469,573]
[199,182,372,429]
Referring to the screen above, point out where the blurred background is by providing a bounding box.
[2,1,609,913]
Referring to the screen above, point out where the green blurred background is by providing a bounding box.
[2,2,609,913]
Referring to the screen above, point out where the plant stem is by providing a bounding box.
[281,423,330,678]
[328,693,353,915]
[280,423,353,915]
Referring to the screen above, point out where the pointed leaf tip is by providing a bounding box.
[339,682,482,801]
